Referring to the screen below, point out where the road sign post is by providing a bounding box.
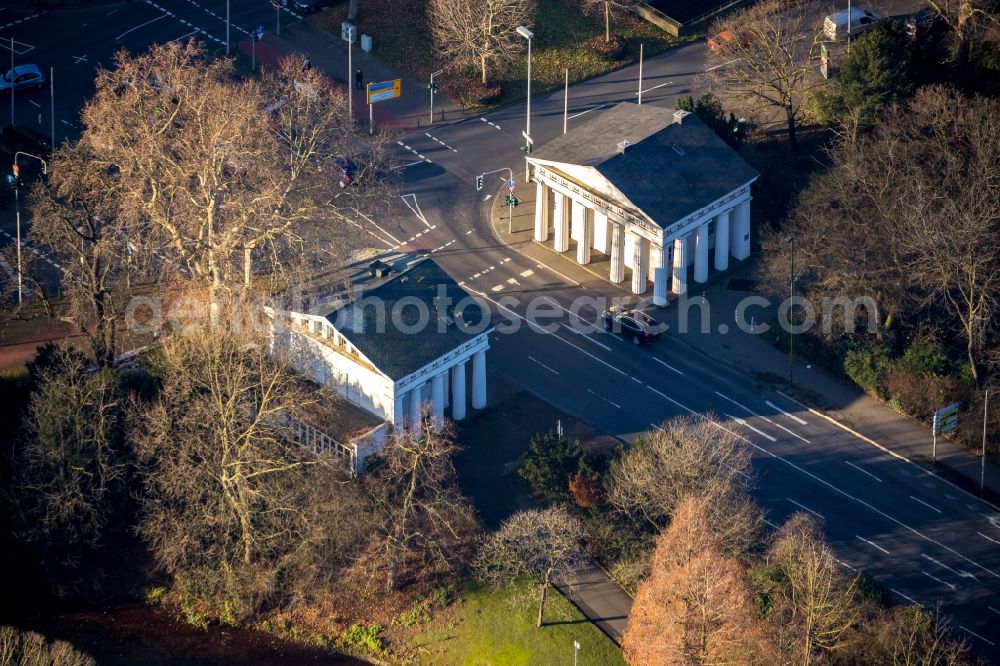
[272,1,281,37]
[932,402,959,463]
[343,22,356,123]
[365,79,402,135]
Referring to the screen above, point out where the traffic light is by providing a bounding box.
[427,82,438,93]
[6,164,21,189]
[475,174,483,191]
[505,195,519,207]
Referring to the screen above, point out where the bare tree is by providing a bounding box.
[79,42,396,321]
[0,626,95,666]
[705,0,826,149]
[365,414,479,594]
[623,498,775,665]
[924,0,999,81]
[842,603,971,666]
[133,326,366,619]
[608,416,760,555]
[769,513,861,664]
[428,0,537,84]
[26,143,138,366]
[12,345,126,561]
[582,0,639,42]
[475,507,588,628]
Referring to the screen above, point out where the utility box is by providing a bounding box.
[361,34,373,53]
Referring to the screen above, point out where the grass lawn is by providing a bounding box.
[395,580,625,665]
[315,0,689,109]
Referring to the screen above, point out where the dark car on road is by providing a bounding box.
[601,306,664,345]
[283,0,329,12]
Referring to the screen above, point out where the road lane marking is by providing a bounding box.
[705,58,738,72]
[765,399,808,425]
[910,496,942,514]
[560,324,612,351]
[723,413,776,442]
[857,536,890,555]
[760,415,811,444]
[519,269,534,278]
[116,14,167,40]
[890,588,921,606]
[527,355,559,375]
[491,284,504,292]
[635,80,671,95]
[921,553,978,581]
[959,626,994,646]
[716,391,755,414]
[653,357,684,375]
[979,532,1000,546]
[922,571,956,590]
[989,606,1000,616]
[845,460,882,482]
[27,99,39,108]
[787,498,824,519]
[587,388,621,409]
[567,103,608,120]
[473,290,625,376]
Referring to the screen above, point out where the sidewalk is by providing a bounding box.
[235,18,467,133]
[488,180,1000,509]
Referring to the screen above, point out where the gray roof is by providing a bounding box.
[531,102,759,228]
[325,258,490,382]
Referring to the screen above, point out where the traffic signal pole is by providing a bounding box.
[475,167,517,234]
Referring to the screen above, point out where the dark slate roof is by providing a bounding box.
[531,102,759,229]
[325,258,490,382]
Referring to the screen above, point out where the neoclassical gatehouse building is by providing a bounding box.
[273,258,494,447]
[526,102,759,305]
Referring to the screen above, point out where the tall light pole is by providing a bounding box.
[516,25,533,175]
[563,68,568,134]
[10,37,14,130]
[983,389,991,491]
[785,235,795,391]
[10,152,48,305]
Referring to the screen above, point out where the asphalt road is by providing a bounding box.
[1,0,996,658]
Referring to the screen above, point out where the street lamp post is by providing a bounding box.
[226,0,231,55]
[516,25,533,180]
[9,152,48,305]
[785,235,795,391]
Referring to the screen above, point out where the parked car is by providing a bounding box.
[601,306,664,345]
[707,29,752,53]
[906,7,942,39]
[334,157,358,188]
[0,65,46,93]
[283,0,329,12]
[822,7,880,41]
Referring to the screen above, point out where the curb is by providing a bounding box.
[776,390,1000,514]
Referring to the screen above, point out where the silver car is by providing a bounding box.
[0,65,46,93]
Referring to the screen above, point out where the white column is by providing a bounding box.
[672,236,688,295]
[533,181,550,242]
[714,209,730,272]
[630,231,649,295]
[409,384,423,439]
[653,244,669,306]
[450,361,466,421]
[553,191,569,253]
[574,201,592,265]
[431,372,445,433]
[393,392,406,433]
[471,350,487,410]
[593,209,609,254]
[609,223,625,284]
[694,223,710,283]
[732,200,751,260]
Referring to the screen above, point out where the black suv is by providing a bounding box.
[601,306,664,345]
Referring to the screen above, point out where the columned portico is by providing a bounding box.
[450,361,466,421]
[714,209,730,272]
[393,394,406,433]
[593,210,610,254]
[534,182,550,242]
[553,191,570,253]
[672,235,688,295]
[630,231,649,295]
[471,350,487,410]
[694,224,709,283]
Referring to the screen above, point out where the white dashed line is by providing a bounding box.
[910,496,942,514]
[857,535,890,555]
[922,571,956,590]
[959,626,994,646]
[845,460,882,483]
[891,588,921,606]
[527,355,559,375]
[787,498,824,519]
[653,357,684,375]
[587,388,621,409]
